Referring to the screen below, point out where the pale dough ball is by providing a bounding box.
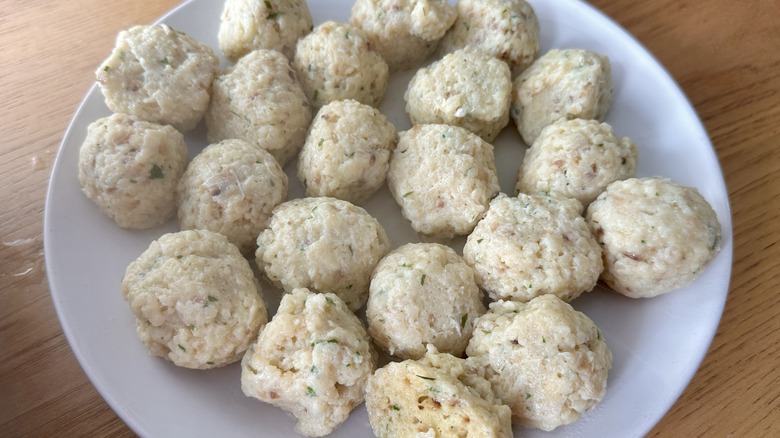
[177,139,288,255]
[439,0,540,77]
[255,197,391,311]
[122,229,268,369]
[205,49,312,167]
[218,0,313,61]
[78,113,188,229]
[297,99,398,204]
[467,295,612,431]
[241,288,376,437]
[367,243,486,359]
[586,177,722,298]
[463,193,602,302]
[511,48,613,145]
[405,48,512,142]
[349,0,457,72]
[95,24,218,132]
[517,118,638,205]
[387,124,500,240]
[365,345,513,438]
[293,21,389,108]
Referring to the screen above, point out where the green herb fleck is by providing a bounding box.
[542,337,546,343]
[416,374,435,381]
[247,364,258,374]
[150,164,164,179]
[267,12,280,20]
[206,361,214,365]
[477,238,484,244]
[526,392,532,400]
[264,0,272,9]
[178,344,186,352]
[312,89,319,101]
[641,239,646,244]
[325,296,335,305]
[306,386,317,397]
[312,339,339,347]
[161,57,169,65]
[460,314,468,330]
[310,365,318,374]
[420,274,426,286]
[103,65,110,72]
[391,404,400,411]
[597,142,604,148]
[402,191,413,198]
[318,138,324,147]
[176,255,183,259]
[208,295,218,302]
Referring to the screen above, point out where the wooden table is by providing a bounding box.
[1,0,777,436]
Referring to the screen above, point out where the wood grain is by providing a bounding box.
[1,0,777,436]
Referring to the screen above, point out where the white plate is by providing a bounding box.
[45,0,733,437]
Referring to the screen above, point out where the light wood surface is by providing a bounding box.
[1,0,778,436]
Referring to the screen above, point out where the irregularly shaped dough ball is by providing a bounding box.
[255,197,391,311]
[177,139,288,255]
[388,124,500,240]
[206,49,312,167]
[297,100,398,204]
[511,48,613,145]
[586,177,722,298]
[292,21,389,108]
[349,0,457,72]
[405,48,512,142]
[467,295,612,431]
[218,0,313,61]
[366,346,513,438]
[241,288,376,437]
[517,119,638,205]
[438,0,540,77]
[78,113,187,229]
[463,193,602,302]
[122,229,267,369]
[367,243,485,359]
[95,25,218,132]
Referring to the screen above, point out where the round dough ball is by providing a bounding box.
[463,193,602,302]
[122,229,268,369]
[388,124,500,240]
[218,0,313,61]
[255,197,391,311]
[586,177,722,298]
[206,49,312,167]
[78,113,188,229]
[466,295,612,431]
[511,48,613,145]
[516,118,638,205]
[95,24,218,132]
[405,48,512,142]
[241,288,376,437]
[438,0,540,77]
[177,139,288,255]
[297,99,398,204]
[349,0,457,72]
[367,243,486,359]
[293,21,389,108]
[366,346,513,438]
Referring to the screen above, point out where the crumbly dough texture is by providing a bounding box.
[405,48,512,142]
[293,21,389,108]
[349,0,457,72]
[78,113,188,229]
[122,229,268,369]
[517,118,638,205]
[218,0,313,61]
[365,346,513,438]
[512,48,613,145]
[241,288,376,437]
[95,24,218,132]
[586,177,722,298]
[367,243,486,359]
[439,0,540,77]
[467,295,612,431]
[297,99,398,204]
[255,197,390,311]
[205,49,312,167]
[388,124,500,240]
[177,139,288,255]
[463,193,602,302]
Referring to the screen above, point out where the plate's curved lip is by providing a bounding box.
[574,0,733,433]
[42,0,734,437]
[43,2,196,436]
